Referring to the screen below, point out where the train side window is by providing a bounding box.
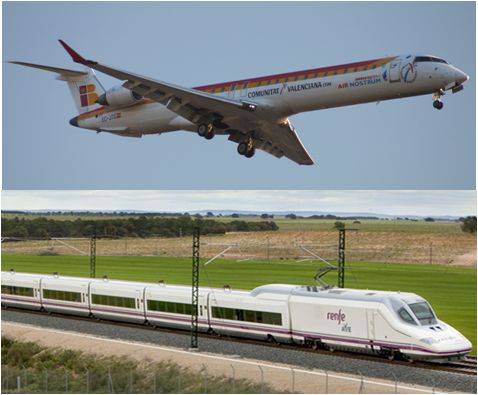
[147,299,193,315]
[263,312,282,325]
[92,294,136,309]
[212,306,282,326]
[398,307,417,325]
[43,289,82,302]
[2,285,34,297]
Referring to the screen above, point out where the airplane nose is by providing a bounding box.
[455,69,469,85]
[69,116,78,127]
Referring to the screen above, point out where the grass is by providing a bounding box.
[2,253,476,353]
[1,337,276,393]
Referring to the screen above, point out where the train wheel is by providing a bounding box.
[267,334,277,344]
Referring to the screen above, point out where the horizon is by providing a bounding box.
[2,190,475,218]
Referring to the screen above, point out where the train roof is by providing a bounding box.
[250,284,422,304]
[2,272,423,304]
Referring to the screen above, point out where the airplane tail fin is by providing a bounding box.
[9,61,106,114]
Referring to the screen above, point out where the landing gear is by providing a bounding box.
[245,148,255,158]
[237,141,248,155]
[237,138,255,158]
[197,123,214,139]
[432,90,444,110]
[433,100,444,110]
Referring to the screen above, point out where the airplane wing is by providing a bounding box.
[228,120,314,165]
[58,40,314,165]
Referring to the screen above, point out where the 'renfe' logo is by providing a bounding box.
[327,309,346,325]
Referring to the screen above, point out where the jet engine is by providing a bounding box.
[96,85,143,108]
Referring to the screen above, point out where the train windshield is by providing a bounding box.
[408,302,437,325]
[398,307,417,325]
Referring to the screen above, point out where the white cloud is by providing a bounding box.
[1,190,476,217]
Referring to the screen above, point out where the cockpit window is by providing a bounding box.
[414,56,448,64]
[408,302,437,325]
[398,307,417,325]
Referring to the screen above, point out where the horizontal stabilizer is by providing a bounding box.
[9,61,87,78]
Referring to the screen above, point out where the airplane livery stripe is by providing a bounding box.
[196,56,395,92]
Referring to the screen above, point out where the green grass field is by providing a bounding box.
[2,253,475,353]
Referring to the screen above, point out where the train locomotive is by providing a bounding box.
[1,271,471,362]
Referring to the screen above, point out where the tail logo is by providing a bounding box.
[79,84,99,107]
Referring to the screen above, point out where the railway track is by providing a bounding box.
[3,306,476,377]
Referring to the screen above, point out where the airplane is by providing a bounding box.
[10,41,469,165]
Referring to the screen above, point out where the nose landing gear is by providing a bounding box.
[237,138,255,158]
[433,100,444,110]
[432,90,444,110]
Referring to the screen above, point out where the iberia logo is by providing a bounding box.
[79,84,99,107]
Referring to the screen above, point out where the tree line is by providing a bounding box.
[2,216,279,239]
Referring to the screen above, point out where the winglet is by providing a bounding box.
[58,40,89,65]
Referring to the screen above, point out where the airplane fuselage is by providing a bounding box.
[75,54,468,136]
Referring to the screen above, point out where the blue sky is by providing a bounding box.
[2,190,476,217]
[3,2,475,189]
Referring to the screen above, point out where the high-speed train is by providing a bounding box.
[1,271,471,362]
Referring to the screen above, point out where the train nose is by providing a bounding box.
[69,116,79,127]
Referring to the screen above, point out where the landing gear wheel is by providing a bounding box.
[204,131,215,140]
[245,148,255,158]
[237,141,248,156]
[197,123,213,137]
[433,100,444,110]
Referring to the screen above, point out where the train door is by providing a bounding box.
[206,292,212,327]
[141,287,148,316]
[86,282,92,311]
[38,277,43,307]
[135,288,145,319]
[389,59,401,83]
[366,310,376,341]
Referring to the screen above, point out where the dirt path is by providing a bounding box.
[451,249,477,267]
[2,321,434,394]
